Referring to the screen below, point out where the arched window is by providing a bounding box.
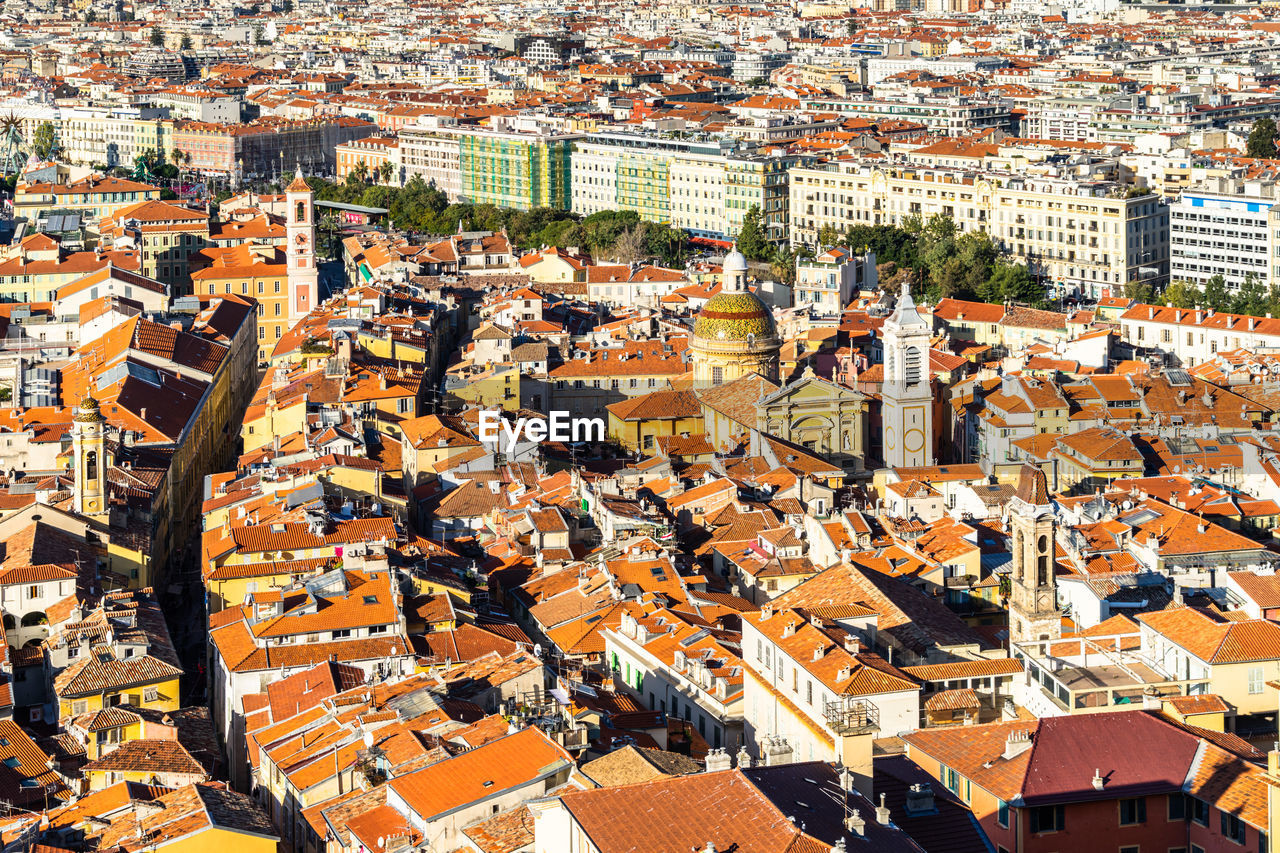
[904,345,922,385]
[1037,534,1050,586]
[85,450,97,481]
[295,201,307,224]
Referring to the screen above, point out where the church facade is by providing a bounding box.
[756,368,869,472]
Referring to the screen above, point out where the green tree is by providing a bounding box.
[952,231,998,300]
[817,223,840,251]
[1247,117,1278,159]
[31,121,57,161]
[582,209,642,255]
[915,214,957,295]
[1202,273,1231,312]
[149,26,163,46]
[1121,278,1153,304]
[1161,279,1202,309]
[1232,274,1269,316]
[984,261,1041,306]
[736,204,770,261]
[770,245,798,287]
[179,33,192,51]
[84,8,96,22]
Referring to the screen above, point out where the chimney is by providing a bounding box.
[843,635,860,655]
[904,783,936,816]
[1142,686,1162,710]
[705,748,732,772]
[1003,729,1033,760]
[762,735,793,767]
[876,793,892,825]
[1092,768,1106,790]
[813,642,825,661]
[845,810,865,837]
[736,746,752,769]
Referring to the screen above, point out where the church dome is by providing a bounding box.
[74,395,105,424]
[722,247,748,275]
[693,291,778,344]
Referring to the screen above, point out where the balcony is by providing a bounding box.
[824,697,880,735]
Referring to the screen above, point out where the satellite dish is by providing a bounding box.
[363,731,374,749]
[377,838,384,850]
[533,643,543,658]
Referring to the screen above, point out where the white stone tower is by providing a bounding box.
[880,283,933,469]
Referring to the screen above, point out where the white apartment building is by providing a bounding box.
[1170,182,1279,290]
[398,118,462,200]
[1118,302,1280,367]
[866,55,1008,86]
[571,133,796,241]
[797,94,1016,136]
[742,606,921,767]
[794,246,877,315]
[55,106,170,170]
[789,162,1169,298]
[604,609,745,751]
[149,88,240,123]
[1020,97,1111,142]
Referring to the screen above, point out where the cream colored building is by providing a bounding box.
[398,119,462,199]
[789,163,1169,298]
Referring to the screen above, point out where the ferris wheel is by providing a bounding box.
[0,103,41,176]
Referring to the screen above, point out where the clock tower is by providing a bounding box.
[880,283,933,469]
[1008,463,1061,646]
[286,166,318,321]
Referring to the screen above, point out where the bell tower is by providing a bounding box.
[1008,463,1061,646]
[881,283,933,469]
[286,165,318,321]
[72,395,108,517]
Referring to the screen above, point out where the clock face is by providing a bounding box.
[295,233,308,246]
[905,428,924,453]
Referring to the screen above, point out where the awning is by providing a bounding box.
[690,236,733,249]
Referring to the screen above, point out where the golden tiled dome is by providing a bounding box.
[74,395,105,424]
[693,291,778,344]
